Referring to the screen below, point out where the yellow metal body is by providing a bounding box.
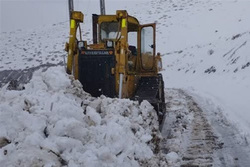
[66,11,83,77]
[65,10,162,99]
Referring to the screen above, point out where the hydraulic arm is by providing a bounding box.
[65,11,84,76]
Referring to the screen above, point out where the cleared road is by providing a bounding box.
[161,89,250,166]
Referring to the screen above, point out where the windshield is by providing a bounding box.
[100,22,120,41]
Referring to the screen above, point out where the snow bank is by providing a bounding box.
[0,66,166,167]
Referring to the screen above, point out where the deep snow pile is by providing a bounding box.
[0,66,166,167]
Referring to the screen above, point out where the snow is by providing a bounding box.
[1,0,250,165]
[162,88,250,166]
[0,66,166,166]
[165,152,179,164]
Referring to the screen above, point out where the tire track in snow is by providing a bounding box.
[162,89,250,166]
[190,92,250,167]
[161,89,221,167]
[181,96,219,167]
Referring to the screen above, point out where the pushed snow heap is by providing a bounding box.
[0,66,166,167]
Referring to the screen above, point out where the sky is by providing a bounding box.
[0,0,69,32]
[0,0,143,33]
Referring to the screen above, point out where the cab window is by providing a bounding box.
[141,26,154,70]
[100,22,120,41]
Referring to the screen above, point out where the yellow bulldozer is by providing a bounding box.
[65,5,165,122]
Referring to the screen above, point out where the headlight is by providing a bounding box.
[78,41,84,49]
[106,40,114,48]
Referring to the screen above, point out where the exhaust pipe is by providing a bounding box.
[68,0,74,19]
[119,74,123,98]
[100,0,106,15]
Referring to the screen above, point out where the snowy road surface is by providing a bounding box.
[161,89,250,166]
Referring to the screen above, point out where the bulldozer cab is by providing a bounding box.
[92,11,157,74]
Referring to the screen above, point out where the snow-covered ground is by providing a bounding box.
[1,0,250,166]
